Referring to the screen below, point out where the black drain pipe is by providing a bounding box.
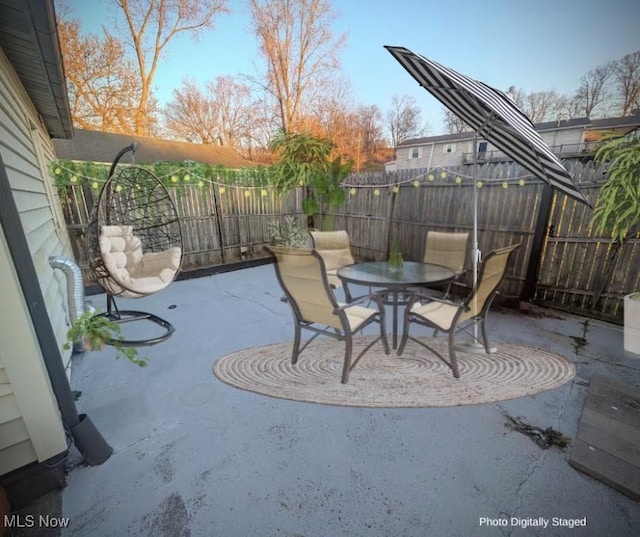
[0,153,111,465]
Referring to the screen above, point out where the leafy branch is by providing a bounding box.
[590,134,640,243]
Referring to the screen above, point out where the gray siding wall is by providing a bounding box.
[396,126,587,171]
[0,46,72,473]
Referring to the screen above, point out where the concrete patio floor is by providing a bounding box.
[56,263,640,536]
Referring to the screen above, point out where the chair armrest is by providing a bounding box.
[405,291,470,311]
[334,292,382,312]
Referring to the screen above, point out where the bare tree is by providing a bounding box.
[58,17,142,133]
[163,78,218,143]
[246,0,346,133]
[298,77,358,160]
[387,94,429,147]
[243,96,280,163]
[442,109,469,134]
[519,90,567,123]
[210,75,256,147]
[355,104,385,162]
[573,63,614,118]
[164,75,257,148]
[612,50,640,116]
[115,0,229,135]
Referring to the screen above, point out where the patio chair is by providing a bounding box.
[397,243,520,378]
[422,230,470,297]
[85,144,183,346]
[266,245,389,383]
[309,230,355,300]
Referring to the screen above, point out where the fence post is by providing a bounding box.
[385,185,399,259]
[520,183,553,307]
[211,178,226,264]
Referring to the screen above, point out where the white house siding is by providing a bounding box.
[538,127,585,149]
[396,141,473,170]
[396,125,588,171]
[0,47,72,472]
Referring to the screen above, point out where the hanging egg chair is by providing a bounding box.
[85,143,183,346]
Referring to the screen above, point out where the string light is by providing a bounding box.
[51,160,536,196]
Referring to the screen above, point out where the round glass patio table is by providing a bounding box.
[337,261,455,349]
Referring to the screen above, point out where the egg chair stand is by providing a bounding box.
[93,294,175,348]
[85,143,183,347]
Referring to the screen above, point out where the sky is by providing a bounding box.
[64,0,640,134]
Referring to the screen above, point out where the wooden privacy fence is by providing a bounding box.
[57,160,638,323]
[59,177,305,283]
[336,162,639,322]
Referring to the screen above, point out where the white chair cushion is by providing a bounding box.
[99,225,180,297]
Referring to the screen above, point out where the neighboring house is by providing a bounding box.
[394,115,640,171]
[0,0,75,486]
[53,128,258,167]
[384,160,397,173]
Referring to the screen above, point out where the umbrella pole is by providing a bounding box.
[456,133,496,354]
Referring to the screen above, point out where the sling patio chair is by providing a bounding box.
[309,230,355,300]
[266,245,389,383]
[421,230,470,297]
[397,243,520,378]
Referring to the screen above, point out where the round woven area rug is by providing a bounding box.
[213,336,576,407]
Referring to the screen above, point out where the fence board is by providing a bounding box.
[57,160,637,323]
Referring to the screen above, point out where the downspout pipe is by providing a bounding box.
[48,256,85,323]
[48,256,111,465]
[49,256,94,352]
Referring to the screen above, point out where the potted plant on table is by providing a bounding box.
[590,133,640,356]
[64,310,148,366]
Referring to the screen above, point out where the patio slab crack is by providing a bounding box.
[569,319,589,353]
[492,381,575,537]
[223,289,287,316]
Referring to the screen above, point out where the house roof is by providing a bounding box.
[534,117,591,131]
[397,130,478,147]
[0,0,72,139]
[398,115,640,148]
[590,114,640,130]
[52,128,258,167]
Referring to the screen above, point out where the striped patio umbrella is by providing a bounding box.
[385,45,590,351]
[385,46,589,205]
